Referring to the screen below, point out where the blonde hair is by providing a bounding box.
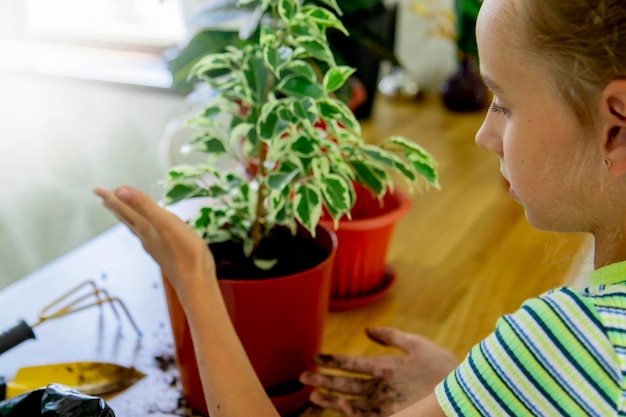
[513,0,626,130]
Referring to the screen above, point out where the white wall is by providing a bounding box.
[0,73,188,289]
[393,0,457,90]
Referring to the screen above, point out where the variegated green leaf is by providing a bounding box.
[254,257,278,270]
[311,156,330,177]
[323,66,355,93]
[361,145,416,181]
[321,173,351,216]
[302,6,348,35]
[311,0,342,15]
[406,151,440,189]
[243,50,269,103]
[318,98,361,135]
[191,53,234,77]
[167,164,204,178]
[243,237,254,257]
[276,74,325,99]
[278,0,299,22]
[257,101,288,140]
[229,123,255,146]
[189,133,228,154]
[291,97,318,124]
[291,135,316,157]
[268,169,299,190]
[284,60,317,82]
[294,36,335,66]
[294,183,322,236]
[164,183,204,205]
[257,111,288,141]
[263,45,292,77]
[350,160,389,197]
[260,26,275,48]
[387,136,435,161]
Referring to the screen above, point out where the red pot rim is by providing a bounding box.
[321,188,411,231]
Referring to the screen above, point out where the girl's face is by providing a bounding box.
[475,0,599,232]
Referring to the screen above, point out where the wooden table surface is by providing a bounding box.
[0,94,589,416]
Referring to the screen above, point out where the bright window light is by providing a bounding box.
[24,0,186,47]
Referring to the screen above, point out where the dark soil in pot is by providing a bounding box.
[209,227,327,280]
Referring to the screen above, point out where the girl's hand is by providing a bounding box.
[300,327,458,417]
[93,186,217,300]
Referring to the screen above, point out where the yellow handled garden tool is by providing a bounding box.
[0,361,145,400]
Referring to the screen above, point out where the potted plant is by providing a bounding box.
[168,0,401,118]
[160,0,439,415]
[320,181,413,311]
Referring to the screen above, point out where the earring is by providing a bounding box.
[604,158,613,169]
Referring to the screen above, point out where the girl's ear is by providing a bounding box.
[600,80,626,176]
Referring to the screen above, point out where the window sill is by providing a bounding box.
[0,38,178,92]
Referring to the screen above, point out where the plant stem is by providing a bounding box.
[250,63,277,256]
[250,143,268,254]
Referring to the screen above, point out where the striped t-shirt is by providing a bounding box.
[435,261,626,416]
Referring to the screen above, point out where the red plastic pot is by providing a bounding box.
[320,182,410,310]
[161,224,337,416]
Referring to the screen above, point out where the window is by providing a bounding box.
[4,0,186,50]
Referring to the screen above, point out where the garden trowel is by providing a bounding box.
[0,361,145,400]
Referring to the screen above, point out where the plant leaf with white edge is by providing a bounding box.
[164,183,204,205]
[387,136,436,162]
[323,66,355,93]
[312,0,343,15]
[228,122,255,146]
[268,169,299,191]
[278,0,299,22]
[311,156,330,178]
[243,237,254,257]
[283,60,317,82]
[253,257,278,270]
[276,74,325,99]
[406,151,440,189]
[260,26,275,48]
[294,183,322,236]
[258,112,289,141]
[243,50,269,104]
[318,98,361,135]
[294,36,335,67]
[290,97,318,125]
[386,136,440,188]
[191,53,234,77]
[302,6,348,35]
[361,144,416,182]
[189,132,228,154]
[258,101,288,140]
[259,100,283,124]
[350,160,389,197]
[321,173,351,219]
[263,44,292,78]
[291,135,316,157]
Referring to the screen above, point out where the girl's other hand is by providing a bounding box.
[93,186,217,301]
[300,327,458,417]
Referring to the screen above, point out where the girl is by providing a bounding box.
[95,0,626,414]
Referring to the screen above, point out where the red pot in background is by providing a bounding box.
[320,182,410,311]
[161,224,337,416]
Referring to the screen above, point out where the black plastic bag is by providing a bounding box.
[0,383,115,417]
